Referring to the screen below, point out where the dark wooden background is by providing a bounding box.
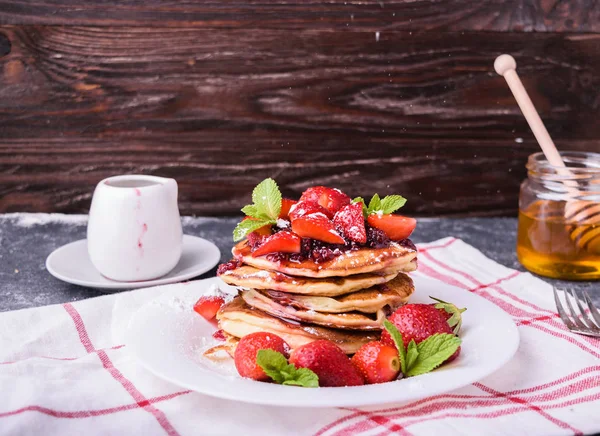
[1,1,599,217]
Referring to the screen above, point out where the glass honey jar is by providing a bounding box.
[517,151,600,280]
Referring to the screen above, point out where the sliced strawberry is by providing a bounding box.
[289,200,331,221]
[242,216,272,236]
[279,198,297,220]
[251,231,302,257]
[351,341,400,384]
[291,214,345,244]
[333,202,366,243]
[367,214,416,241]
[193,296,225,321]
[299,186,351,217]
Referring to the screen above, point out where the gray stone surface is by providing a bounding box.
[0,214,598,312]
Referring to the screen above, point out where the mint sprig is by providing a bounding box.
[233,178,282,241]
[383,319,407,373]
[256,349,319,387]
[233,218,273,242]
[430,296,467,335]
[251,178,281,220]
[383,321,461,377]
[353,194,406,217]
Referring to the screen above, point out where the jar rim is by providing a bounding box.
[527,151,600,174]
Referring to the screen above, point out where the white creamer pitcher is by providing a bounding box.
[87,175,183,281]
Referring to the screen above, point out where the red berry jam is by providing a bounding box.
[216,259,242,275]
[212,330,226,341]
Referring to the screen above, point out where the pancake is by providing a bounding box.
[241,289,389,330]
[261,273,414,313]
[232,239,418,278]
[241,288,387,330]
[218,264,399,297]
[217,297,380,354]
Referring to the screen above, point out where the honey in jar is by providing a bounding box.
[516,152,600,281]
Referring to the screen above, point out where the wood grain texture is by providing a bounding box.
[0,26,599,216]
[1,1,599,32]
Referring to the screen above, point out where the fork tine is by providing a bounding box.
[582,291,600,327]
[554,288,577,330]
[571,289,600,333]
[564,289,590,330]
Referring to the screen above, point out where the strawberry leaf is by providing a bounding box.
[430,296,467,335]
[256,349,318,388]
[384,320,407,375]
[233,218,273,242]
[406,334,461,377]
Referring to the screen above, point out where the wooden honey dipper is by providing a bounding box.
[494,54,600,254]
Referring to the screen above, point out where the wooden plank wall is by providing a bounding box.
[1,1,599,217]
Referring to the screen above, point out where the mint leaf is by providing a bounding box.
[430,296,467,335]
[256,349,288,383]
[406,334,461,377]
[380,195,407,214]
[384,320,406,374]
[282,368,319,387]
[256,349,319,388]
[406,339,419,371]
[252,178,282,221]
[233,218,272,242]
[367,194,381,214]
[241,204,266,220]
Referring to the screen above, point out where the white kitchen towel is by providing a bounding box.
[1,237,599,436]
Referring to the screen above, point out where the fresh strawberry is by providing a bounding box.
[242,216,272,236]
[367,214,416,241]
[351,341,400,384]
[193,296,225,320]
[252,231,301,257]
[234,332,290,381]
[279,198,297,220]
[291,214,345,245]
[429,297,467,335]
[299,186,351,217]
[289,340,364,387]
[381,304,461,362]
[333,202,366,243]
[288,200,331,221]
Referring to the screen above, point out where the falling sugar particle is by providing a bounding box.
[515,137,524,143]
[375,32,380,42]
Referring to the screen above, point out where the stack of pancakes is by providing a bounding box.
[216,239,418,354]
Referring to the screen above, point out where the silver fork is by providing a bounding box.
[553,287,600,338]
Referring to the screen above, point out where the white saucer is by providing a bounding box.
[46,235,221,291]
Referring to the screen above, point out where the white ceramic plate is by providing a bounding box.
[124,275,519,407]
[46,235,221,291]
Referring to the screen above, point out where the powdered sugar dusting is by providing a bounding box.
[276,218,290,229]
[4,213,88,227]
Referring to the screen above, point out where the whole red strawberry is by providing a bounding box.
[351,341,400,384]
[234,332,290,381]
[289,340,364,387]
[381,304,461,362]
